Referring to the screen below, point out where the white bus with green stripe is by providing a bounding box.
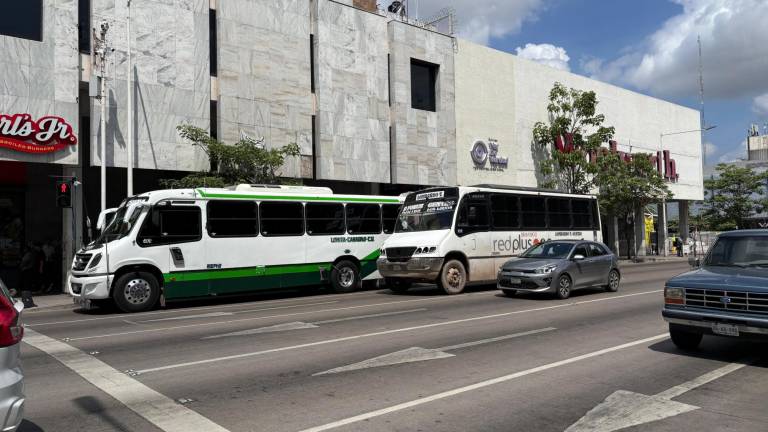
[67,185,403,312]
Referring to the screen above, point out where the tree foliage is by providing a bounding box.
[702,163,767,230]
[595,152,672,258]
[533,82,615,194]
[160,125,301,189]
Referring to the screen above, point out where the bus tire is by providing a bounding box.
[386,278,412,293]
[113,271,160,313]
[331,260,360,293]
[438,259,467,295]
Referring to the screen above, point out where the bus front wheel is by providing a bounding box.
[113,271,160,313]
[331,260,360,293]
[438,259,467,295]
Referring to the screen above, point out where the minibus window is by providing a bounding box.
[490,194,519,230]
[261,202,304,236]
[572,199,593,229]
[521,197,546,229]
[346,204,381,234]
[306,203,345,235]
[138,206,201,246]
[547,198,572,229]
[456,195,489,236]
[382,204,401,234]
[207,200,259,237]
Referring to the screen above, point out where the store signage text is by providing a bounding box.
[470,138,508,171]
[556,134,679,182]
[0,114,77,154]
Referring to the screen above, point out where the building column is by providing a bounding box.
[658,201,668,257]
[633,206,647,258]
[679,201,690,242]
[606,216,620,255]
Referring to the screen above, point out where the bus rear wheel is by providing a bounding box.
[438,259,467,295]
[331,260,360,293]
[113,271,160,313]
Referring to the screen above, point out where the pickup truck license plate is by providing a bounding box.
[712,323,739,337]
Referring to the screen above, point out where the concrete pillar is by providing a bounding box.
[658,201,668,256]
[633,206,647,258]
[679,201,690,242]
[606,216,620,255]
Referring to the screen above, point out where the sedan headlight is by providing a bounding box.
[535,264,558,274]
[664,286,685,305]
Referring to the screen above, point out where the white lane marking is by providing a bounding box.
[315,347,455,376]
[565,359,753,432]
[140,311,235,322]
[297,334,669,432]
[66,294,496,341]
[313,327,556,376]
[23,329,230,432]
[312,308,428,324]
[203,322,320,339]
[202,308,428,340]
[436,327,556,351]
[28,298,341,327]
[135,291,661,374]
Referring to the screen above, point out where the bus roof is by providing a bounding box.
[130,186,403,205]
[454,185,597,199]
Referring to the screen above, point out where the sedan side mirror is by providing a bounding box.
[572,254,586,261]
[688,257,701,268]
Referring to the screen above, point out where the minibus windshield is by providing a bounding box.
[395,198,457,233]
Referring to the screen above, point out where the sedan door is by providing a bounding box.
[588,243,614,285]
[569,243,601,288]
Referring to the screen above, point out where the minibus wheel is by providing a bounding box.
[331,260,360,293]
[438,259,466,295]
[113,271,160,313]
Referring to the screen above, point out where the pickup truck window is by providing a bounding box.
[707,235,768,268]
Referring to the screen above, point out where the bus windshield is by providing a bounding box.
[91,203,144,246]
[395,198,457,233]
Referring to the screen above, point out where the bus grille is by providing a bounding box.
[684,288,768,314]
[73,253,92,271]
[386,247,417,263]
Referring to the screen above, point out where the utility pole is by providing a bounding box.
[697,35,707,166]
[94,22,111,212]
[127,0,134,197]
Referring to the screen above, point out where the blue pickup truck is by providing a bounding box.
[663,230,768,350]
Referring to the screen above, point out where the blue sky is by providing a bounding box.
[418,0,768,167]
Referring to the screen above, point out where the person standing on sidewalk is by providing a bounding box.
[675,237,683,257]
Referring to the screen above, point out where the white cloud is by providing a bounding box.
[717,141,746,163]
[703,141,717,157]
[753,93,768,116]
[515,43,570,71]
[587,0,768,100]
[414,0,544,45]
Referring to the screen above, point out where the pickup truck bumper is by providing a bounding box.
[663,308,768,338]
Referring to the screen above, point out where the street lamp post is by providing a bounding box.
[127,0,133,197]
[658,125,716,257]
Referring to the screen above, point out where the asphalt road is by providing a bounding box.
[19,262,768,432]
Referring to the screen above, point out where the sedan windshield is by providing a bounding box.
[521,242,574,259]
[706,236,768,268]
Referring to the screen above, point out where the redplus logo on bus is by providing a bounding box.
[556,134,680,183]
[0,113,78,154]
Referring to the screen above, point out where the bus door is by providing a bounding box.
[160,204,207,298]
[456,193,493,282]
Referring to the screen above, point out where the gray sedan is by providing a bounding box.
[497,240,620,299]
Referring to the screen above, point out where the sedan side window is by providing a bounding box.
[572,244,589,258]
[589,244,606,257]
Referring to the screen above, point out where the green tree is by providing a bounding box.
[595,152,672,259]
[161,125,301,189]
[533,82,615,194]
[702,163,767,230]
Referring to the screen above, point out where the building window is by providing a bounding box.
[310,34,315,93]
[210,100,218,140]
[1,1,43,42]
[78,0,90,53]
[209,9,217,76]
[207,200,259,238]
[306,203,345,235]
[410,59,438,112]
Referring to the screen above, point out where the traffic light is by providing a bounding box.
[56,181,72,208]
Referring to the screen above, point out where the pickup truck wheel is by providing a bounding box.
[669,325,702,350]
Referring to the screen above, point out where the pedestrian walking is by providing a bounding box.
[675,237,683,257]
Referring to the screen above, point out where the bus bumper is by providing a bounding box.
[377,257,444,280]
[68,273,113,300]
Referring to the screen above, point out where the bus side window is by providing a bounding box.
[261,202,304,236]
[138,206,201,247]
[456,195,489,236]
[306,203,345,235]
[572,199,593,229]
[490,194,519,230]
[347,204,381,234]
[520,197,546,229]
[382,204,400,234]
[547,198,572,229]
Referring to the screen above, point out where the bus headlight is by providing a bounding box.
[414,246,437,255]
[87,253,103,272]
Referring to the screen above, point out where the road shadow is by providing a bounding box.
[17,420,44,431]
[378,283,499,297]
[648,337,768,367]
[73,396,131,432]
[494,286,612,301]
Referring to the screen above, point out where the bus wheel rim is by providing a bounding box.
[125,278,151,305]
[339,267,355,288]
[447,267,462,288]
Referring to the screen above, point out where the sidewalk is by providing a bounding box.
[619,255,691,265]
[15,293,74,311]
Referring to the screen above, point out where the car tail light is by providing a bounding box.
[0,295,23,347]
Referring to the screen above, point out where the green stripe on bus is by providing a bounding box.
[196,190,400,204]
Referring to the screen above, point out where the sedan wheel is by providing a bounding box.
[605,269,620,292]
[555,275,571,300]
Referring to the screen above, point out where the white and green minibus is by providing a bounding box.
[68,185,403,312]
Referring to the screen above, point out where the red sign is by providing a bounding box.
[0,114,77,154]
